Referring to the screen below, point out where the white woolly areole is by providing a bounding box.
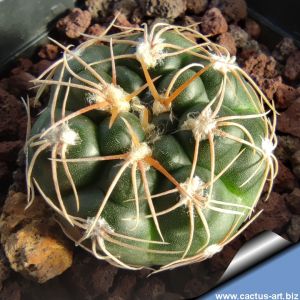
[44,123,80,146]
[86,84,105,106]
[129,142,152,162]
[181,108,216,140]
[130,97,143,112]
[136,36,165,68]
[87,84,130,112]
[211,54,236,74]
[86,217,113,238]
[152,100,170,116]
[180,176,206,206]
[261,138,276,157]
[203,244,223,258]
[104,84,130,112]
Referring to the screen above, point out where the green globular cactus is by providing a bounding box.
[25,21,278,271]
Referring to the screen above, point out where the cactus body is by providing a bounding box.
[26,23,277,271]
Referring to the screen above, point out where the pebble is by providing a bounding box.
[229,24,249,48]
[210,0,247,22]
[139,0,187,19]
[108,274,137,300]
[285,188,300,215]
[275,135,300,163]
[113,0,138,18]
[31,60,52,77]
[201,8,228,35]
[287,215,300,242]
[275,82,300,109]
[7,72,35,96]
[85,0,112,18]
[66,254,118,299]
[0,192,73,283]
[56,8,92,39]
[292,150,300,179]
[217,32,237,56]
[273,38,297,63]
[243,192,291,240]
[258,76,282,100]
[243,53,277,79]
[135,277,166,299]
[38,44,59,60]
[0,247,10,291]
[245,18,261,39]
[186,0,208,14]
[284,50,300,81]
[274,160,297,193]
[0,282,21,300]
[10,58,33,75]
[277,99,300,138]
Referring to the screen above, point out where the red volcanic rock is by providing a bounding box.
[284,50,300,81]
[201,8,228,35]
[243,192,291,240]
[277,99,300,138]
[56,8,92,39]
[217,32,237,56]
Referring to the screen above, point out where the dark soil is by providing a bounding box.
[0,0,299,299]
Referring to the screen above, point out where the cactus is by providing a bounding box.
[25,20,277,271]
